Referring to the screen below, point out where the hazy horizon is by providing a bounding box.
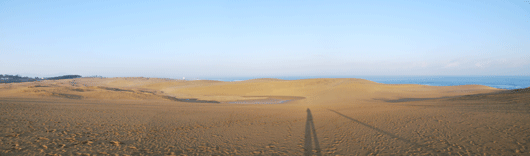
[2,73,530,80]
[2,0,530,78]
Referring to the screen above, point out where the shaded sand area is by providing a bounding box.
[1,78,529,155]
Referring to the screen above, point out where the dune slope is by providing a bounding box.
[1,78,528,155]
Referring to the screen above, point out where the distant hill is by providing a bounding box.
[46,75,82,80]
[0,74,82,83]
[0,74,38,83]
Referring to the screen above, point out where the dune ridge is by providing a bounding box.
[0,77,501,103]
[1,77,529,155]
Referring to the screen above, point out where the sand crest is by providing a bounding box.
[0,78,528,155]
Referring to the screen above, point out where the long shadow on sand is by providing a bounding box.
[328,109,442,155]
[304,108,322,156]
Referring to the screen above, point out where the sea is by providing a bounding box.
[204,76,530,90]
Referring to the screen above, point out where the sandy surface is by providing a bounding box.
[0,78,529,155]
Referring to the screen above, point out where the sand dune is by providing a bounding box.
[0,78,499,103]
[1,78,528,155]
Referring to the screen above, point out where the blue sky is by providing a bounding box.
[1,0,530,78]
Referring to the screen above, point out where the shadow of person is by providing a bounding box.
[328,109,440,154]
[304,108,322,156]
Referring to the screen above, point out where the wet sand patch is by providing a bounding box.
[226,96,304,104]
[162,95,220,103]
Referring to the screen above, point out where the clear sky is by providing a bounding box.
[1,0,530,78]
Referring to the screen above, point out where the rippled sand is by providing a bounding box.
[1,78,528,155]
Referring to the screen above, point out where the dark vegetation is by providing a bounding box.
[46,75,82,80]
[0,74,38,83]
[0,74,82,83]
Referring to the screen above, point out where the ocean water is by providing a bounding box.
[205,76,530,90]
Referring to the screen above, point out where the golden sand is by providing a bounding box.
[0,77,528,155]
